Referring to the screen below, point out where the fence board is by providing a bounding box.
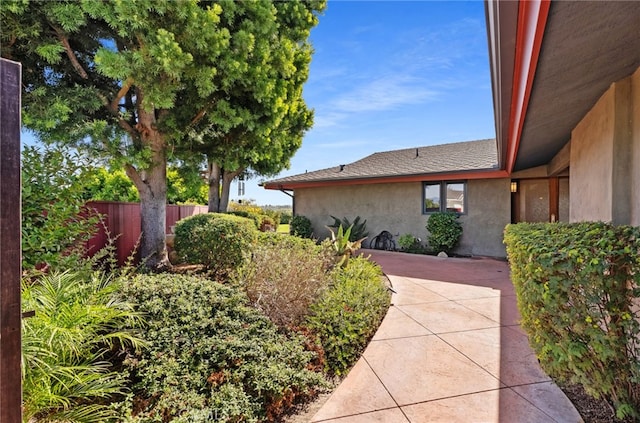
[86,201,208,265]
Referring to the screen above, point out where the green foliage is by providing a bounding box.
[327,224,367,268]
[22,145,101,272]
[280,211,293,225]
[258,214,276,232]
[235,233,333,328]
[22,271,145,422]
[426,212,462,254]
[307,257,390,375]
[329,215,368,241]
[227,202,271,230]
[397,233,425,253]
[85,165,207,205]
[504,222,640,419]
[85,167,140,203]
[174,213,257,279]
[261,208,282,229]
[290,215,314,239]
[166,166,208,205]
[119,274,327,422]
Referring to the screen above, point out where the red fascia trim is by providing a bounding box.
[506,0,550,173]
[263,169,510,190]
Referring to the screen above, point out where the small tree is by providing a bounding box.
[426,212,462,254]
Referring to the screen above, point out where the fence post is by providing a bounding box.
[0,58,23,422]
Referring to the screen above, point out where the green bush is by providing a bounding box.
[120,274,326,422]
[174,213,257,279]
[504,222,640,419]
[22,145,101,272]
[22,271,145,422]
[307,257,390,375]
[258,214,276,232]
[397,233,425,253]
[290,215,314,239]
[236,233,333,327]
[280,211,292,225]
[426,212,462,254]
[261,209,282,229]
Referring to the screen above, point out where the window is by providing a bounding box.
[423,181,466,214]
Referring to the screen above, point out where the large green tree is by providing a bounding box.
[1,0,324,269]
[177,1,320,213]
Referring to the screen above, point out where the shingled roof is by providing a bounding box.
[264,139,501,190]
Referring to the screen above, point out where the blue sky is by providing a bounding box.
[246,0,496,206]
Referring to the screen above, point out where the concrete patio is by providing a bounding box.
[311,249,583,423]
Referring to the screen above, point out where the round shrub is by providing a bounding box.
[174,213,257,278]
[426,212,462,254]
[290,215,313,238]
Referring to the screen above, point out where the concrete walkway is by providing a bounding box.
[311,250,583,423]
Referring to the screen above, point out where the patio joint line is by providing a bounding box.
[396,387,509,408]
[361,355,413,422]
[311,405,401,423]
[508,383,565,423]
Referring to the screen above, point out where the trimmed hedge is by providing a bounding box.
[120,274,326,422]
[307,257,390,375]
[504,222,640,419]
[174,213,257,279]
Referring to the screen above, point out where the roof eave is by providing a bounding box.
[263,168,509,191]
[485,0,550,173]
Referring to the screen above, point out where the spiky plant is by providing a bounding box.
[329,216,368,241]
[21,271,146,422]
[327,224,367,268]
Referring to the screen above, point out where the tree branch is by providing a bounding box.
[190,107,208,126]
[53,25,88,80]
[124,163,145,191]
[111,78,133,113]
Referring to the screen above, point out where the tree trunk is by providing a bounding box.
[125,101,171,271]
[219,168,242,213]
[207,160,221,213]
[207,157,242,213]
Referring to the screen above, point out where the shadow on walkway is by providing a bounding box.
[311,249,583,423]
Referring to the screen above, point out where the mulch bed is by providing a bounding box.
[559,384,635,423]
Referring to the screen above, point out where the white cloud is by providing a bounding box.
[333,75,439,113]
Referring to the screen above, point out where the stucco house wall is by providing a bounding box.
[570,67,640,225]
[460,178,511,257]
[570,85,615,222]
[293,178,511,258]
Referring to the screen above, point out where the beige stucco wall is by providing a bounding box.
[570,86,615,222]
[570,66,640,224]
[293,178,511,258]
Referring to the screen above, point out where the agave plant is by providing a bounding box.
[21,271,146,422]
[329,215,368,241]
[327,224,367,268]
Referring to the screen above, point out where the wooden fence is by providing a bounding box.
[86,201,208,265]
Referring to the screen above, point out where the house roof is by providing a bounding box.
[487,1,640,172]
[263,139,505,190]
